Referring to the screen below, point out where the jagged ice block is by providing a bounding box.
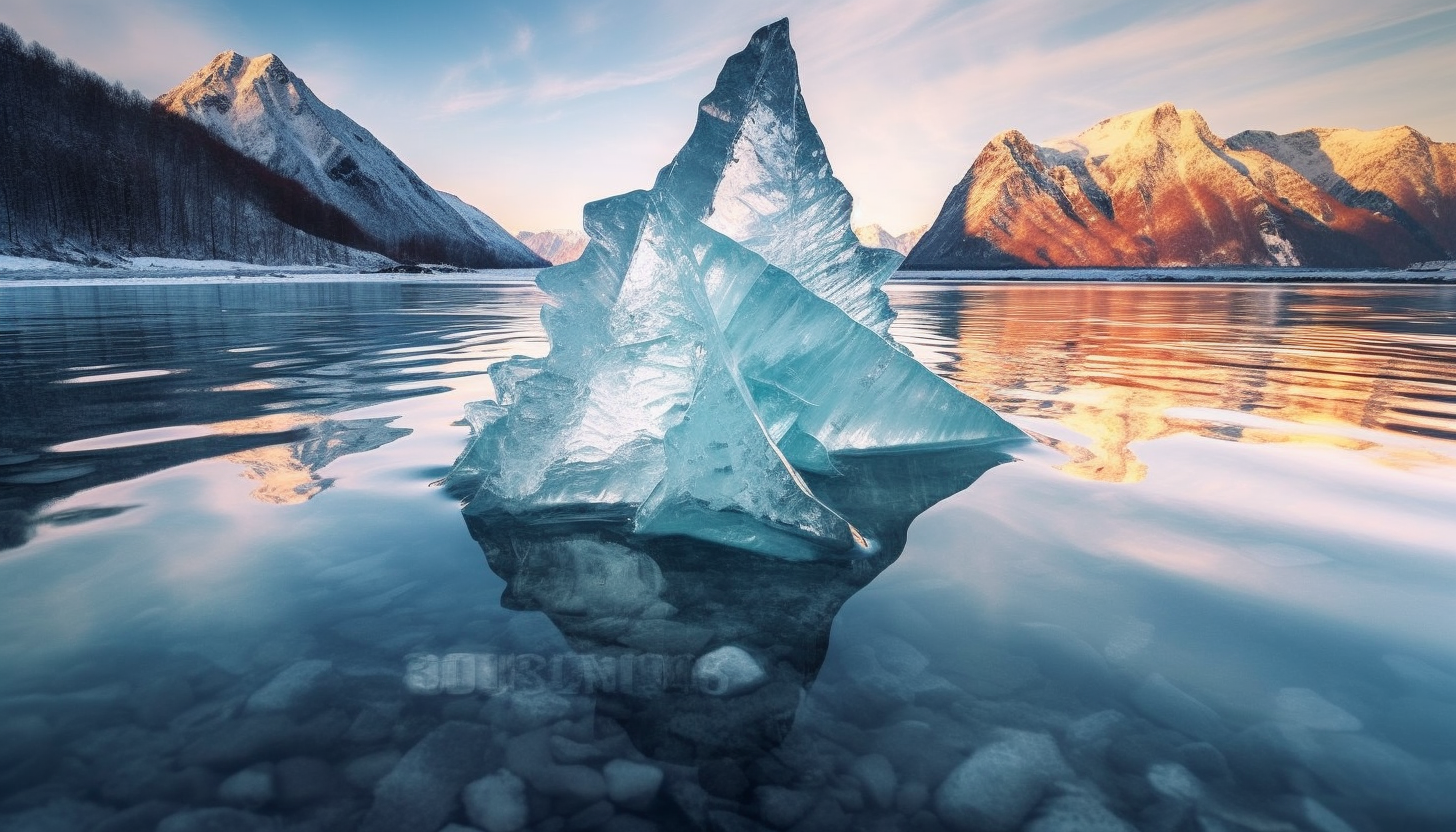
[448,19,1023,559]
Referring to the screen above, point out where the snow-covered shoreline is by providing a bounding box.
[5,254,1452,287]
[0,255,543,286]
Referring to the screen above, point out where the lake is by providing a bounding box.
[1,277,1454,832]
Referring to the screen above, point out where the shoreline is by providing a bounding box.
[2,261,1453,287]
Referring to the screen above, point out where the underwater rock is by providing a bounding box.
[933,731,1071,832]
[447,19,1021,560]
[360,721,493,832]
[244,659,334,715]
[271,756,340,808]
[1272,687,1361,732]
[848,753,896,810]
[602,759,663,810]
[1146,761,1202,802]
[463,770,529,832]
[693,647,768,697]
[1130,674,1224,741]
[156,807,275,832]
[343,750,400,791]
[216,765,273,809]
[1024,792,1136,832]
[754,785,816,829]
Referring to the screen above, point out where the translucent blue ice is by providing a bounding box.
[448,19,1023,559]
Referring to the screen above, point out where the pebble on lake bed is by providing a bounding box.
[244,659,334,714]
[933,731,1071,832]
[692,646,767,697]
[463,770,529,832]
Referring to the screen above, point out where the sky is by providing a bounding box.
[2,0,1455,234]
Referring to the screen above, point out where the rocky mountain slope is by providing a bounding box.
[905,104,1451,270]
[516,229,589,264]
[159,51,544,269]
[1229,126,1456,258]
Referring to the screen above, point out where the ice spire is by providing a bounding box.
[654,19,902,338]
[447,20,1024,560]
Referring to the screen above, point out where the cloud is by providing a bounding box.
[437,30,740,115]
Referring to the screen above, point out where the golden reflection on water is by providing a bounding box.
[211,414,411,505]
[888,283,1456,483]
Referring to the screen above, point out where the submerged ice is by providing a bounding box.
[449,19,1023,558]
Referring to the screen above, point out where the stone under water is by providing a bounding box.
[448,19,1023,559]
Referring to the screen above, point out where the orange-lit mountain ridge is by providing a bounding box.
[904,104,1453,270]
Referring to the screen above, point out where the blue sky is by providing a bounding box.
[3,0,1454,233]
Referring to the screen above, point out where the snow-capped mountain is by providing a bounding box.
[854,224,926,256]
[905,104,1450,270]
[1228,126,1456,257]
[515,229,589,264]
[1,25,391,269]
[158,52,544,268]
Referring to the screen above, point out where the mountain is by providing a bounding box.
[516,229,589,264]
[854,223,926,255]
[435,191,540,266]
[1228,126,1456,257]
[0,24,386,267]
[158,51,544,269]
[905,103,1451,270]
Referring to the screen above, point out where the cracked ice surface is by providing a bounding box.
[448,19,1023,560]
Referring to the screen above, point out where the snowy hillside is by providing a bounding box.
[437,191,544,266]
[158,52,544,269]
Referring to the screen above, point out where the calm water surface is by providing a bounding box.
[1,278,1454,832]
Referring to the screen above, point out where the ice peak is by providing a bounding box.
[652,17,900,337]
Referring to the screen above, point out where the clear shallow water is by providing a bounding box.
[0,279,1454,832]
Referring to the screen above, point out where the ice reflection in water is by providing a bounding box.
[0,279,1453,831]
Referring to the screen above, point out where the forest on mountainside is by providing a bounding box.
[0,23,379,266]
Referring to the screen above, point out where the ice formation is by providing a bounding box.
[449,19,1023,559]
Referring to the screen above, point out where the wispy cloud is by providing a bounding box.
[437,32,739,114]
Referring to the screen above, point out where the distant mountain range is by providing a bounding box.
[0,25,542,270]
[516,229,589,264]
[905,103,1456,270]
[854,224,926,256]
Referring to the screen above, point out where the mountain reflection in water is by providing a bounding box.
[894,283,1456,482]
